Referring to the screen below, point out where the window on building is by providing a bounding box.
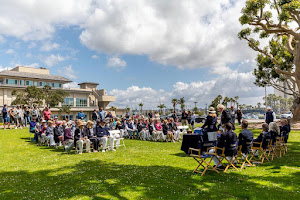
[19,80,24,86]
[62,97,74,106]
[39,82,46,87]
[47,82,51,86]
[34,82,38,86]
[26,80,33,86]
[0,79,3,85]
[76,98,87,107]
[52,83,61,88]
[6,79,18,85]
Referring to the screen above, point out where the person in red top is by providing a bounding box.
[43,107,52,121]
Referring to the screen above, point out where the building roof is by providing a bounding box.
[78,82,99,85]
[0,70,72,83]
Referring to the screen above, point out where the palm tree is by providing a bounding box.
[234,96,239,109]
[229,98,235,107]
[157,104,166,114]
[171,98,178,111]
[139,103,144,114]
[179,97,185,111]
[217,95,223,104]
[222,97,230,108]
[257,102,262,109]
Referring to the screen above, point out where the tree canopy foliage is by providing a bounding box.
[238,0,300,120]
[12,86,68,108]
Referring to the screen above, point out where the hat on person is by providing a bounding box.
[231,106,234,108]
[267,106,272,110]
[54,116,58,119]
[208,107,216,114]
[56,121,61,125]
[42,120,46,123]
[78,122,84,126]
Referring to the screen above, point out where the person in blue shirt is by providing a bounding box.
[2,104,10,129]
[77,110,85,121]
[99,107,106,120]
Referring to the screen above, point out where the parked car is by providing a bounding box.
[195,115,206,123]
[280,112,293,119]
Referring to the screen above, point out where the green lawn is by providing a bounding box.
[0,128,299,200]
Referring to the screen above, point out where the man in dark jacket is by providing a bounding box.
[217,104,233,130]
[265,107,276,124]
[238,120,253,155]
[96,121,114,152]
[92,109,99,122]
[74,122,91,154]
[210,122,237,168]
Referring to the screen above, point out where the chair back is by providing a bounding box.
[207,132,218,141]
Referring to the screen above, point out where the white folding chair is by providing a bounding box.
[109,130,126,149]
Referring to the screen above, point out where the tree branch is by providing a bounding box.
[286,34,295,54]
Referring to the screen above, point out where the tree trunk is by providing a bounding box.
[291,97,300,123]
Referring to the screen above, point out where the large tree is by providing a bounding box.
[12,85,68,108]
[238,0,300,121]
[11,86,44,108]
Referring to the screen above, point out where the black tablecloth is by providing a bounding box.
[181,134,201,154]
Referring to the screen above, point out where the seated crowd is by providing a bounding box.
[29,112,187,154]
[190,104,291,174]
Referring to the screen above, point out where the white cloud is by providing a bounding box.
[108,70,265,109]
[80,0,255,70]
[0,35,5,43]
[43,54,65,67]
[91,55,99,59]
[0,65,12,71]
[63,81,79,89]
[9,62,40,68]
[58,65,77,80]
[28,42,37,49]
[107,56,127,71]
[40,42,60,51]
[0,0,93,40]
[5,49,14,54]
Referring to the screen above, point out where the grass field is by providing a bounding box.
[0,127,299,200]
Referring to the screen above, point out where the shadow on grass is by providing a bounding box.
[0,159,299,200]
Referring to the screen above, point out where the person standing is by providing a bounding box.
[24,106,31,127]
[265,107,276,124]
[15,106,23,129]
[92,109,99,123]
[181,110,188,126]
[77,110,85,120]
[230,106,236,130]
[43,107,52,121]
[148,111,153,119]
[190,112,196,129]
[9,106,16,128]
[99,107,105,120]
[31,105,40,121]
[202,107,218,132]
[172,111,177,121]
[217,104,232,130]
[237,109,243,125]
[2,105,10,129]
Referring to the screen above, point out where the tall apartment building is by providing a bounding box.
[0,66,115,120]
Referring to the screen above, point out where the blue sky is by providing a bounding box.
[0,0,273,109]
